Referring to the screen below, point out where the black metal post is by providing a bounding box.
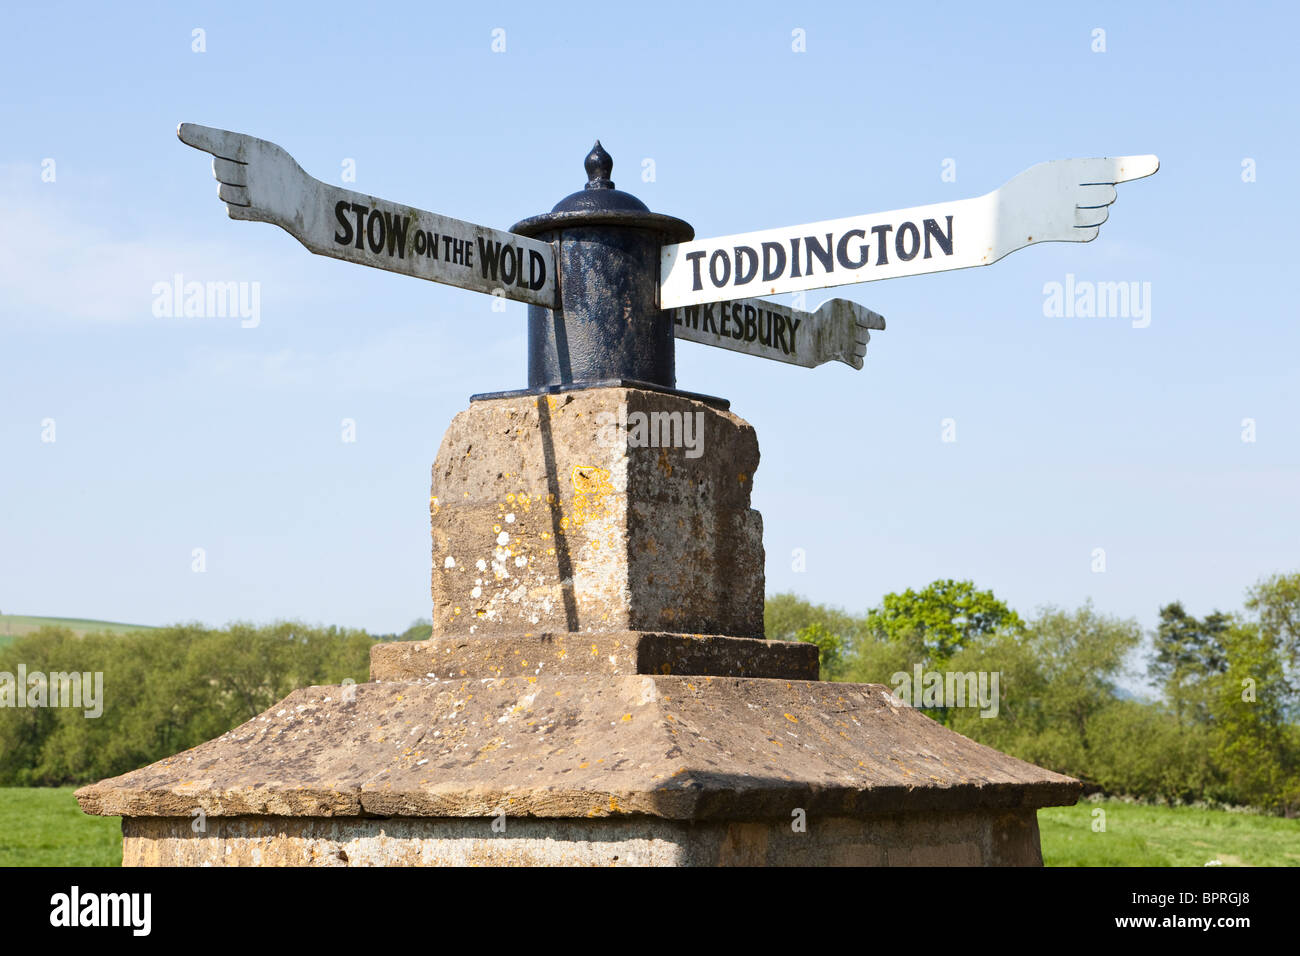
[473,143,723,406]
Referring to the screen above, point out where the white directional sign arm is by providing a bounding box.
[660,155,1159,308]
[673,296,884,369]
[177,123,557,308]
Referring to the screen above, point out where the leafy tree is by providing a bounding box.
[861,579,1024,669]
[764,593,859,642]
[949,604,1139,775]
[1210,621,1297,813]
[1205,573,1300,812]
[795,622,846,681]
[765,593,861,681]
[1245,573,1300,708]
[1149,602,1230,726]
[1023,603,1141,759]
[398,619,433,642]
[944,628,1049,755]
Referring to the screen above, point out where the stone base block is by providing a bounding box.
[370,631,820,681]
[121,808,1044,867]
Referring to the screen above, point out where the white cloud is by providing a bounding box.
[0,163,317,326]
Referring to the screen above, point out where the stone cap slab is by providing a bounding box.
[77,675,1080,822]
[370,632,820,682]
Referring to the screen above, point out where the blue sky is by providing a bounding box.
[2,2,1296,654]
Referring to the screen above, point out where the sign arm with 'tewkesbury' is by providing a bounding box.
[177,123,558,308]
[673,296,884,370]
[659,155,1159,309]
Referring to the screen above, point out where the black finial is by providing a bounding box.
[584,141,614,190]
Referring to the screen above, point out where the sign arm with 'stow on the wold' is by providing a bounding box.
[660,155,1160,309]
[176,123,558,308]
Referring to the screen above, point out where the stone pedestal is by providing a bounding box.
[428,388,765,639]
[77,387,1079,866]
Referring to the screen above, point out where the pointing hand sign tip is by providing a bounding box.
[1109,154,1160,183]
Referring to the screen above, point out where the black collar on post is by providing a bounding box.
[472,143,725,408]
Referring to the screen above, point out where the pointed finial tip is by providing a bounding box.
[584,140,614,190]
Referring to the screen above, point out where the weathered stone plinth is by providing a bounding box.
[429,389,764,639]
[79,673,1074,865]
[77,387,1080,865]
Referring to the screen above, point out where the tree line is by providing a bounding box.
[1,578,1297,814]
[769,573,1300,814]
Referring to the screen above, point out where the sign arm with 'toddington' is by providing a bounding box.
[660,155,1160,309]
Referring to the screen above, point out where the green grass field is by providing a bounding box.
[0,788,121,866]
[0,788,1295,866]
[0,614,156,647]
[1039,800,1300,866]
